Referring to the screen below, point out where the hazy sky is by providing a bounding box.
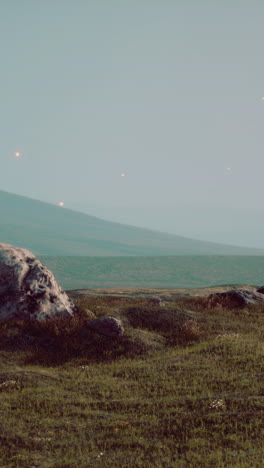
[1,1,264,247]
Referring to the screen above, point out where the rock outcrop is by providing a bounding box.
[0,243,78,322]
[86,316,124,337]
[208,288,264,309]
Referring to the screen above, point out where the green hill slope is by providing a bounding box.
[1,190,263,256]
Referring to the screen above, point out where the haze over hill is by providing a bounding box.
[66,200,264,249]
[1,190,264,257]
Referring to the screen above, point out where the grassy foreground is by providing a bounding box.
[0,292,264,467]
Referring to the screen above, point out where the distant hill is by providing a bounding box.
[1,190,264,256]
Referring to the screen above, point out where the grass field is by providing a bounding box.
[40,255,264,289]
[0,289,264,467]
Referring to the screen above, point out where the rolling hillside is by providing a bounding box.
[1,190,264,256]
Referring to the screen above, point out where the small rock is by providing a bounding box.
[0,380,22,391]
[86,316,124,337]
[149,297,165,307]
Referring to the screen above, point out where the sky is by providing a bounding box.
[1,1,264,248]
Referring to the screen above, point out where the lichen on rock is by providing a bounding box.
[0,243,78,322]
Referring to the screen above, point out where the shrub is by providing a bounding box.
[122,306,191,334]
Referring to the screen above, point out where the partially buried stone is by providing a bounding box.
[86,316,124,337]
[149,297,165,307]
[0,243,78,322]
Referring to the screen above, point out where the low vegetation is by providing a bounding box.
[0,291,264,467]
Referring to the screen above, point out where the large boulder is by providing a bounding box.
[86,316,124,337]
[0,243,78,322]
[208,288,264,309]
[257,286,264,295]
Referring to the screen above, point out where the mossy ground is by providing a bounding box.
[0,291,264,467]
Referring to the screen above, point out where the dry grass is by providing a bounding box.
[0,289,264,466]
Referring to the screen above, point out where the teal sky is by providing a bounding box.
[1,1,264,247]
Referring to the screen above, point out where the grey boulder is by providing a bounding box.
[86,316,124,337]
[0,243,78,322]
[208,288,264,309]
